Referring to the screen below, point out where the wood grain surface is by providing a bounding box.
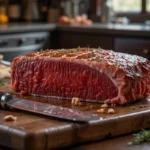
[0,81,150,150]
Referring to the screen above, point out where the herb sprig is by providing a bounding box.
[0,79,5,86]
[139,105,147,108]
[128,129,150,145]
[19,126,24,130]
[32,119,37,123]
[129,106,136,110]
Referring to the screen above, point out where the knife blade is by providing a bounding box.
[0,92,102,123]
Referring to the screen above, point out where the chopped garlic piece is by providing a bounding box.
[72,97,80,106]
[101,103,108,108]
[4,115,17,121]
[97,108,105,113]
[108,108,115,114]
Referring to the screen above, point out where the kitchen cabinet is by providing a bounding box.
[54,31,113,50]
[114,38,150,60]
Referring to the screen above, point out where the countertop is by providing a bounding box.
[1,22,150,37]
[0,23,56,34]
[56,23,150,37]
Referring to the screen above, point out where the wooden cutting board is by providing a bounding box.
[0,82,150,150]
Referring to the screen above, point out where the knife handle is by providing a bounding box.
[0,92,12,109]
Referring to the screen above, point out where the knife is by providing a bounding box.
[0,92,102,123]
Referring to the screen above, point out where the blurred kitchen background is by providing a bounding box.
[0,0,150,62]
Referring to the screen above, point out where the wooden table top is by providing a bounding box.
[68,134,150,150]
[0,79,150,150]
[0,134,149,150]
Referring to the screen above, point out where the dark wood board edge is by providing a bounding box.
[0,123,78,150]
[0,125,26,150]
[1,110,150,150]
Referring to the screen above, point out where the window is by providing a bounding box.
[146,0,150,12]
[111,0,150,23]
[112,0,141,13]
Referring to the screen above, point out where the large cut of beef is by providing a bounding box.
[11,48,150,105]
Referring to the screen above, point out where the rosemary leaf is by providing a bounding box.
[78,46,81,49]
[139,105,144,108]
[139,105,147,108]
[32,119,37,123]
[129,106,136,110]
[69,49,76,53]
[0,79,5,86]
[19,126,24,130]
[128,129,150,145]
